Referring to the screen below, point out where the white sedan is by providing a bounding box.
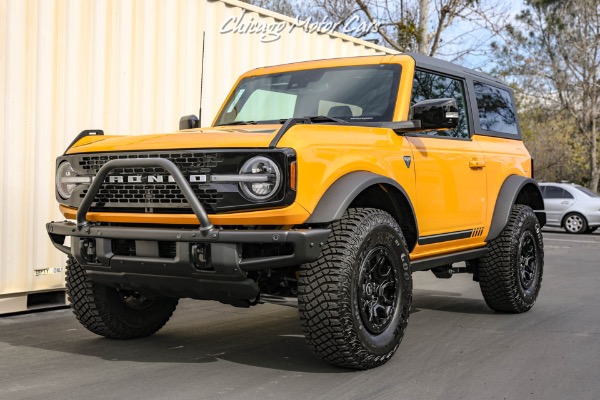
[539,182,600,234]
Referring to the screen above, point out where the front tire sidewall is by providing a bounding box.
[103,288,164,331]
[350,225,411,356]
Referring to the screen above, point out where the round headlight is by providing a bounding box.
[239,156,281,201]
[56,161,77,199]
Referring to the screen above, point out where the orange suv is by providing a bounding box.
[47,53,545,369]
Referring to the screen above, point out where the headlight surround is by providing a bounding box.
[239,156,281,201]
[56,161,91,199]
[56,161,77,199]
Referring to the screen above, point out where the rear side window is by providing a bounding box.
[473,82,518,135]
[542,186,574,199]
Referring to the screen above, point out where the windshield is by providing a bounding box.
[575,185,600,198]
[214,64,401,126]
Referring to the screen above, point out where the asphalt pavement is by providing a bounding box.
[1,230,599,400]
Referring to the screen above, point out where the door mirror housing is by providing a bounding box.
[179,114,199,130]
[410,98,459,130]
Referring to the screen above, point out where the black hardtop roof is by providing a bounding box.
[250,53,506,87]
[406,52,504,86]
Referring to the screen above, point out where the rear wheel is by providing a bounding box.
[298,208,412,369]
[66,257,178,339]
[563,212,587,234]
[477,204,544,313]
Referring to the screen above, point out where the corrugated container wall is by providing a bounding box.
[0,0,394,313]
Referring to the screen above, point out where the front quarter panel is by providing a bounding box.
[276,124,416,217]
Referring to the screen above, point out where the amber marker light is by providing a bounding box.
[290,161,297,191]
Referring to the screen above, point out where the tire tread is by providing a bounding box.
[298,208,411,369]
[478,204,544,313]
[66,256,178,339]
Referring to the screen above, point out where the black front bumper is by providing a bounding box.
[47,158,330,305]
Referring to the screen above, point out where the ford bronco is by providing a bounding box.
[47,53,545,369]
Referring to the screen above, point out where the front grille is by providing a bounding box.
[60,149,295,213]
[77,152,227,211]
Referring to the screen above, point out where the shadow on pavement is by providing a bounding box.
[0,304,354,374]
[412,289,494,315]
[1,287,497,373]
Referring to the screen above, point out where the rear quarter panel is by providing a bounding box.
[474,135,532,238]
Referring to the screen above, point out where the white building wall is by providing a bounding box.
[0,0,394,313]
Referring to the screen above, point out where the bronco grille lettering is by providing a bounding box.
[106,175,207,183]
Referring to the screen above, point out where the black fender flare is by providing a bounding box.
[305,171,418,234]
[486,175,546,242]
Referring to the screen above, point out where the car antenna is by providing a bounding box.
[198,31,206,127]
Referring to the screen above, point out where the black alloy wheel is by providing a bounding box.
[357,247,398,334]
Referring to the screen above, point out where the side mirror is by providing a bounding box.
[179,114,199,130]
[410,98,459,130]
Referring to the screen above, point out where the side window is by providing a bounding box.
[411,70,470,139]
[543,186,567,199]
[562,189,574,199]
[473,82,518,135]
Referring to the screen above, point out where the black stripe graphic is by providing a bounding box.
[418,229,474,245]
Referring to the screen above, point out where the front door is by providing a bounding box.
[408,70,487,254]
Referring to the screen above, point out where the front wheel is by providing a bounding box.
[477,204,544,313]
[298,208,412,369]
[66,257,179,339]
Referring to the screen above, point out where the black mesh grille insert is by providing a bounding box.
[74,152,228,211]
[78,153,225,174]
[80,184,225,207]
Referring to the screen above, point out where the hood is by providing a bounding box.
[65,125,280,154]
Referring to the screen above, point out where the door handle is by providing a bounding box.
[561,201,571,205]
[469,160,486,169]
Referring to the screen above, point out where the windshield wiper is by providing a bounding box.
[215,120,258,126]
[269,116,349,149]
[305,115,348,124]
[277,116,347,124]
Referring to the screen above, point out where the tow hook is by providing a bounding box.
[191,243,210,271]
[81,238,97,263]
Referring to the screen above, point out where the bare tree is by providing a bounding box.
[350,0,514,61]
[237,0,300,17]
[418,0,430,54]
[492,0,600,190]
[242,0,508,60]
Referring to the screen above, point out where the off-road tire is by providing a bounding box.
[66,256,179,339]
[298,208,412,369]
[563,212,588,234]
[478,204,543,313]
